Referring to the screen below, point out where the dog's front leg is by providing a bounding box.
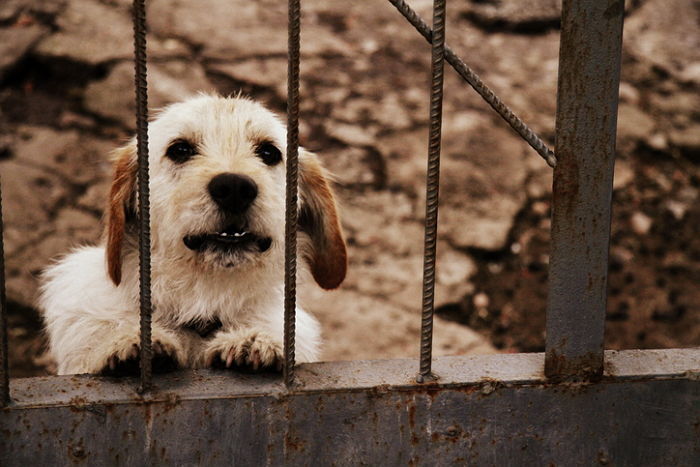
[200,306,321,371]
[48,316,188,376]
[202,328,284,371]
[98,325,187,377]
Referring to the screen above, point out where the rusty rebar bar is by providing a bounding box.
[0,181,9,406]
[284,0,301,388]
[132,0,152,393]
[388,0,557,168]
[417,0,446,384]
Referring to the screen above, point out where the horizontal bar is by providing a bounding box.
[3,350,698,466]
[545,0,625,380]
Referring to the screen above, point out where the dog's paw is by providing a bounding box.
[100,338,182,377]
[203,331,283,372]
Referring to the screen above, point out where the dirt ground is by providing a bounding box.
[1,0,698,377]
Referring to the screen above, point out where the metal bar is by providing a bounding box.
[545,0,625,381]
[388,0,557,168]
[0,181,9,407]
[284,0,301,388]
[417,0,446,384]
[132,0,152,393]
[4,351,699,466]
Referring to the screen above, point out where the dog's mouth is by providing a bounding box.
[183,223,272,254]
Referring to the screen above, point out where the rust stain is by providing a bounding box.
[456,384,483,396]
[435,425,463,444]
[161,393,180,413]
[545,350,603,383]
[315,394,325,413]
[425,388,442,400]
[478,378,502,397]
[552,150,580,217]
[407,402,416,428]
[67,438,87,464]
[67,397,88,410]
[284,434,306,453]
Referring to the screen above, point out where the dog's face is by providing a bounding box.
[146,96,287,271]
[105,95,346,290]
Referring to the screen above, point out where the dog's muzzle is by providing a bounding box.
[183,223,272,253]
[183,172,272,257]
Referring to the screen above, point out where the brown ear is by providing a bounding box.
[105,142,137,286]
[299,150,347,289]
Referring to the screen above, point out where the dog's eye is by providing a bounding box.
[166,140,196,163]
[255,142,282,166]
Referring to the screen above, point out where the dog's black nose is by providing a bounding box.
[208,173,258,213]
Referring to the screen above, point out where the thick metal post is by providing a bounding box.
[284,0,301,388]
[132,0,153,393]
[0,181,9,406]
[545,0,624,380]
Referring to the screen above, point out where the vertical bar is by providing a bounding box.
[284,0,301,388]
[545,0,624,381]
[417,0,446,384]
[0,181,9,406]
[132,0,152,392]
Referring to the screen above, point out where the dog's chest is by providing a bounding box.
[181,317,223,338]
[152,264,281,332]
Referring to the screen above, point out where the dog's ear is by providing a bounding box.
[298,149,347,290]
[105,141,137,286]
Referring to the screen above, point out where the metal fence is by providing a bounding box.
[1,0,698,465]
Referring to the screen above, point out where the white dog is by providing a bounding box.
[38,95,347,375]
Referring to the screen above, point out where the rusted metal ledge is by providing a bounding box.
[2,349,698,466]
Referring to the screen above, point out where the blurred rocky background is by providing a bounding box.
[0,0,697,376]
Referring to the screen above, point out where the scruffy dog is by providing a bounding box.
[38,95,346,375]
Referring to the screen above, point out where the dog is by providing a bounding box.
[38,94,347,375]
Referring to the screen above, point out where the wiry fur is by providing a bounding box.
[38,95,347,375]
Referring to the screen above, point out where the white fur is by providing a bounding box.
[38,95,333,375]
